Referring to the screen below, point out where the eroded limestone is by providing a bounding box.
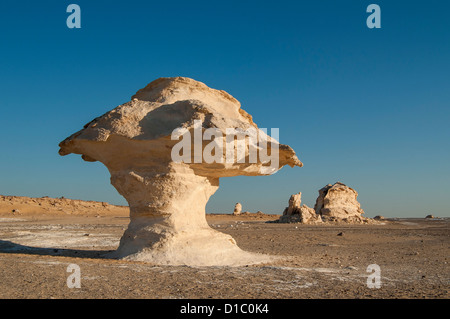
[59,77,302,266]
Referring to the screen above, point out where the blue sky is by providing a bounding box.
[0,0,449,217]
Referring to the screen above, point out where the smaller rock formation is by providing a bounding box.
[279,192,322,224]
[314,182,369,223]
[278,182,376,224]
[233,203,242,215]
[285,193,302,216]
[425,215,434,219]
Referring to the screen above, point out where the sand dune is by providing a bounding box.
[0,195,129,218]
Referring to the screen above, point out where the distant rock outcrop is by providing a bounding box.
[0,195,128,217]
[233,203,242,215]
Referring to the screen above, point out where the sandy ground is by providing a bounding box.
[0,203,448,299]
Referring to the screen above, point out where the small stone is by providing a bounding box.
[345,266,358,270]
[337,232,344,236]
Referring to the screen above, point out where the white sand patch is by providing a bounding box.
[32,260,66,265]
[1,229,120,249]
[399,221,419,226]
[0,218,27,222]
[262,265,341,273]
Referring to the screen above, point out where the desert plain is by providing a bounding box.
[0,195,448,299]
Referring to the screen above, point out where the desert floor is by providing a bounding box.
[0,204,448,299]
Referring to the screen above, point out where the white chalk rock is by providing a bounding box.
[314,182,365,221]
[233,203,242,215]
[280,192,322,224]
[59,77,302,266]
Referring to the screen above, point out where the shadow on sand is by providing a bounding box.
[0,239,114,259]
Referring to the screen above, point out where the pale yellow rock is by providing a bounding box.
[298,205,322,224]
[59,77,302,266]
[286,193,302,216]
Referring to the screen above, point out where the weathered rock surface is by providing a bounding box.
[285,193,302,216]
[314,182,364,219]
[279,192,322,224]
[59,77,302,266]
[314,182,373,223]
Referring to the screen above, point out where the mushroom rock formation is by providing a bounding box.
[279,192,322,224]
[58,77,302,266]
[314,182,366,222]
[233,203,242,215]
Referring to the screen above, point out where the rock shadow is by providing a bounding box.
[0,239,114,259]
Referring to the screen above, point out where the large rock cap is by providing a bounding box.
[59,77,302,176]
